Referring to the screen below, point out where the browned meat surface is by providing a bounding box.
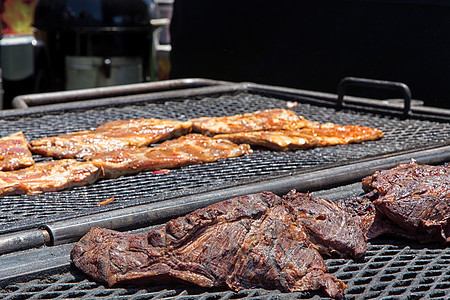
[0,159,102,196]
[300,123,383,145]
[214,130,319,151]
[361,160,450,243]
[214,123,383,151]
[190,109,315,136]
[336,194,428,241]
[71,192,347,299]
[284,190,367,258]
[30,118,192,159]
[0,132,34,171]
[87,134,252,178]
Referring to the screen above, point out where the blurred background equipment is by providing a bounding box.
[0,0,170,109]
[0,0,41,109]
[33,0,163,90]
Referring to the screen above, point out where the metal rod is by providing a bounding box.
[11,78,229,109]
[44,145,450,246]
[0,229,50,256]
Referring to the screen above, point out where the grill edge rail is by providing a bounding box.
[1,144,449,256]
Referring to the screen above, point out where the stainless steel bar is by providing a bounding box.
[44,144,450,246]
[11,78,230,109]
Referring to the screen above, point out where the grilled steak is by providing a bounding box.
[71,192,347,298]
[284,190,367,258]
[361,160,450,243]
[190,109,314,136]
[0,132,34,171]
[336,194,427,241]
[214,123,383,151]
[30,118,192,159]
[87,134,252,178]
[0,159,102,196]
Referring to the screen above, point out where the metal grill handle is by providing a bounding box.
[337,77,412,117]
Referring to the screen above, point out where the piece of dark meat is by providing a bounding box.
[71,192,347,298]
[361,160,450,243]
[336,194,432,242]
[283,190,367,258]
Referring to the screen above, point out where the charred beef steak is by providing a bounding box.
[284,190,367,258]
[336,194,432,242]
[71,191,349,299]
[360,160,450,243]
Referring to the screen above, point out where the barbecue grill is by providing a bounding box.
[1,78,450,299]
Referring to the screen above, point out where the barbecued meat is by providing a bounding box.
[0,159,102,196]
[30,118,192,159]
[361,160,450,243]
[71,192,347,299]
[283,190,366,258]
[214,123,383,151]
[0,132,34,171]
[190,109,315,136]
[87,134,252,178]
[336,194,426,241]
[214,130,319,151]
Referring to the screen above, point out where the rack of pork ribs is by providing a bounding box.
[0,109,382,197]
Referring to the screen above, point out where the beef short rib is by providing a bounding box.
[71,192,347,298]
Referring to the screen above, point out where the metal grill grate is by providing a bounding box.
[1,240,450,299]
[1,92,450,234]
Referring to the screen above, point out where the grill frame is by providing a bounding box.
[6,79,450,121]
[0,80,449,251]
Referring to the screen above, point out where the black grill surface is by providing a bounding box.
[1,91,450,234]
[1,240,450,300]
[2,183,450,299]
